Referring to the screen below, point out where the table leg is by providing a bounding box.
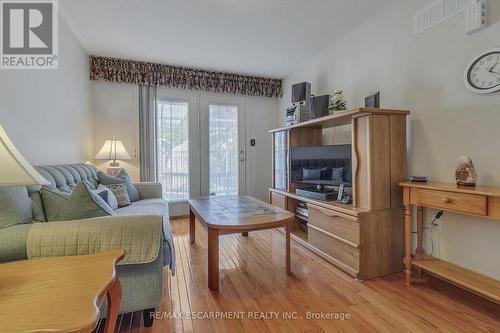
[285,221,291,275]
[404,204,412,285]
[416,206,424,259]
[104,278,121,333]
[207,227,219,291]
[242,232,249,237]
[189,208,195,245]
[416,205,424,279]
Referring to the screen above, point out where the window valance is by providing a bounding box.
[89,56,282,98]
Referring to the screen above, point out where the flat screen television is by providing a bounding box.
[290,145,352,186]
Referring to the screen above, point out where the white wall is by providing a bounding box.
[91,81,140,180]
[279,0,500,279]
[0,18,92,165]
[91,81,278,202]
[245,96,279,201]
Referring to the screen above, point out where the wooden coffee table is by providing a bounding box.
[188,195,294,291]
[0,249,124,333]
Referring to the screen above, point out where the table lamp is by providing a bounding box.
[0,125,49,187]
[95,138,132,167]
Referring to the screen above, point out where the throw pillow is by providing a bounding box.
[40,188,71,221]
[96,184,118,210]
[41,183,115,222]
[94,187,108,202]
[0,186,33,229]
[98,169,139,202]
[104,183,131,208]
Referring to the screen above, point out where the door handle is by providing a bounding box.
[240,158,245,162]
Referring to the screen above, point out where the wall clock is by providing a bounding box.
[464,48,500,94]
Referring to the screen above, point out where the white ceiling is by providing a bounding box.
[60,0,390,78]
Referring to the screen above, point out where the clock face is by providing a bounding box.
[464,48,500,94]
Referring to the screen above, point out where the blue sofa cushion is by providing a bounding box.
[0,186,33,229]
[0,224,31,262]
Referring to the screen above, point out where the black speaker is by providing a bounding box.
[291,82,311,103]
[310,94,330,119]
[365,92,380,108]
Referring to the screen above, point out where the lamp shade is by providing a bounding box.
[95,139,132,161]
[0,125,50,187]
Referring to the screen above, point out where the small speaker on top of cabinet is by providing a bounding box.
[365,92,380,108]
[310,94,330,119]
[291,82,311,103]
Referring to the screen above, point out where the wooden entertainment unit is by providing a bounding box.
[269,108,410,280]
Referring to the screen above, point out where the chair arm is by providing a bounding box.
[27,215,163,265]
[134,182,162,199]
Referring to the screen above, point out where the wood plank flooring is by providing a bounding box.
[109,218,500,333]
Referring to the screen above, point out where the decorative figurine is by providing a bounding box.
[328,90,348,113]
[455,156,478,186]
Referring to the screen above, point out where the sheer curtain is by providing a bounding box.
[138,85,158,182]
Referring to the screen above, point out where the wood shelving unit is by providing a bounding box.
[269,108,410,280]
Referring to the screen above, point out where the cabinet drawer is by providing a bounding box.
[308,224,359,271]
[270,192,286,210]
[412,188,487,216]
[308,204,359,244]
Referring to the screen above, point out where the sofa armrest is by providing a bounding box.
[134,182,162,199]
[27,215,163,265]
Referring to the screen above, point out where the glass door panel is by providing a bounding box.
[274,130,288,190]
[156,89,200,217]
[157,100,189,202]
[208,104,239,196]
[200,94,246,197]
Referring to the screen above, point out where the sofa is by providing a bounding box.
[0,163,174,327]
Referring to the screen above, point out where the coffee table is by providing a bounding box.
[0,249,124,333]
[188,195,294,291]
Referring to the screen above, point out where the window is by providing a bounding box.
[157,100,189,202]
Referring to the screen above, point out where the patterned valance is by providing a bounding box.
[89,56,282,98]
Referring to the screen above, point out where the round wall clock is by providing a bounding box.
[464,48,500,94]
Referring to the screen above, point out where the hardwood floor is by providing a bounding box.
[108,218,500,333]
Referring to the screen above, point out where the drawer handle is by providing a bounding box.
[442,197,452,204]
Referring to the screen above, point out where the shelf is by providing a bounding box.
[270,188,369,217]
[294,213,308,222]
[413,255,500,304]
[269,108,410,133]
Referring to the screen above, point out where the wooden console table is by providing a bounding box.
[400,181,500,304]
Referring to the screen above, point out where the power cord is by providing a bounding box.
[411,210,444,256]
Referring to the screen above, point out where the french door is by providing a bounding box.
[156,89,246,216]
[200,94,246,197]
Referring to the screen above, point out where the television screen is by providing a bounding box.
[290,145,352,186]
